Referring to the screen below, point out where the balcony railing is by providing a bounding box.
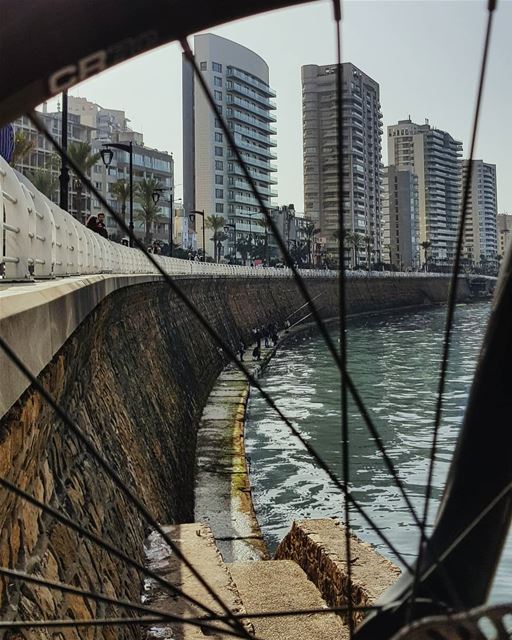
[227,96,277,122]
[226,67,276,97]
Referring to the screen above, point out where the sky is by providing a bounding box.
[44,0,512,211]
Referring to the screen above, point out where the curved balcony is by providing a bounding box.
[226,67,276,97]
[227,81,276,110]
[228,109,277,134]
[231,123,277,147]
[232,134,277,159]
[227,96,277,122]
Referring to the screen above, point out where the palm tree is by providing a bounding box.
[304,222,320,268]
[420,240,431,272]
[28,168,58,199]
[236,237,252,265]
[11,131,36,167]
[67,142,100,222]
[111,180,130,225]
[347,231,365,268]
[206,214,226,262]
[135,177,162,244]
[363,234,373,270]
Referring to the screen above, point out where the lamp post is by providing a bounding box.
[224,222,236,262]
[101,141,133,247]
[189,210,206,262]
[152,187,174,257]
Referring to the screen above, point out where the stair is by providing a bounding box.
[144,522,252,639]
[144,520,398,639]
[228,560,349,640]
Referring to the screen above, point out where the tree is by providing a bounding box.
[420,241,431,272]
[28,167,58,199]
[206,214,226,262]
[237,236,252,265]
[347,231,365,268]
[304,222,320,268]
[67,142,100,222]
[11,131,35,166]
[135,177,162,244]
[111,180,130,225]
[363,234,373,270]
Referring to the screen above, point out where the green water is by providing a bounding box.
[246,301,511,602]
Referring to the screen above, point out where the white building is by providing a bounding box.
[183,33,277,260]
[461,160,498,268]
[388,118,462,266]
[302,63,383,259]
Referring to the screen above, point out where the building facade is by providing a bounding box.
[302,63,383,260]
[388,118,462,266]
[183,33,277,260]
[496,213,512,262]
[461,160,498,268]
[12,108,93,219]
[381,165,419,269]
[14,97,174,244]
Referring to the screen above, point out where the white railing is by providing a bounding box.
[1,157,459,282]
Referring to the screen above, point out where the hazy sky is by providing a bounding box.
[45,0,512,211]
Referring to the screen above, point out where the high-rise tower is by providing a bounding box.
[183,34,277,260]
[388,118,462,265]
[302,63,383,260]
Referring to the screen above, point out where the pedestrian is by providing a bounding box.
[272,329,278,346]
[238,340,246,362]
[252,345,261,361]
[255,327,262,349]
[263,325,269,348]
[85,215,98,232]
[96,212,109,239]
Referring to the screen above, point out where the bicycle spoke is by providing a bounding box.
[410,0,497,618]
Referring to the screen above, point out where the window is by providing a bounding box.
[215,118,222,129]
[215,146,223,157]
[214,76,222,87]
[215,203,224,213]
[215,189,224,198]
[215,132,223,142]
[212,62,222,72]
[200,61,207,70]
[215,175,224,185]
[214,90,222,101]
[215,160,223,170]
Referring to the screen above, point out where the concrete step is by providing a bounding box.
[228,559,349,640]
[144,522,252,639]
[275,519,401,627]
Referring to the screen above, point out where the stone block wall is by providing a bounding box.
[0,275,467,638]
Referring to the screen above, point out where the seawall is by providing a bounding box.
[0,274,469,635]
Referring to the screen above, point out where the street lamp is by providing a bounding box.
[189,210,206,262]
[101,141,134,247]
[152,187,174,257]
[224,222,236,262]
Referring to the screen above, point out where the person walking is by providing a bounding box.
[96,212,109,239]
[238,340,246,362]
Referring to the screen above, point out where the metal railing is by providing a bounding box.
[1,157,464,283]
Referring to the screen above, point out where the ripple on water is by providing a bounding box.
[246,302,511,602]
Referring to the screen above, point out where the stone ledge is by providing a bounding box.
[275,518,401,626]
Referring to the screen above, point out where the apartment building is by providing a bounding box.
[302,62,383,259]
[496,213,512,261]
[183,33,277,260]
[388,118,462,265]
[381,165,419,269]
[461,160,498,267]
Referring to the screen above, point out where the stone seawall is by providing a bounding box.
[0,275,469,636]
